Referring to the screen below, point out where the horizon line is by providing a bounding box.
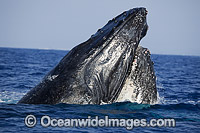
[0,46,199,57]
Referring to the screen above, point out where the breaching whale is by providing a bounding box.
[18,7,157,105]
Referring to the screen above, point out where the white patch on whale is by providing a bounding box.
[116,60,139,103]
[47,75,58,81]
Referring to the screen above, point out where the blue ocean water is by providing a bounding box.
[0,47,199,132]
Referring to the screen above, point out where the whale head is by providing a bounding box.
[18,7,154,105]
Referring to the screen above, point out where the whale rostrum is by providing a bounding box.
[18,7,157,104]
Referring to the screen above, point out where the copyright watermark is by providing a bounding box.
[24,115,176,129]
[25,115,37,127]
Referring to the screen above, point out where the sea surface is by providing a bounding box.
[0,47,199,132]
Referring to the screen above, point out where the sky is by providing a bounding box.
[0,0,200,56]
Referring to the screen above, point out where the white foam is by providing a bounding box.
[0,90,27,104]
[116,78,138,103]
[155,91,164,104]
[0,99,5,103]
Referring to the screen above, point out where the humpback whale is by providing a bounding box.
[18,7,157,105]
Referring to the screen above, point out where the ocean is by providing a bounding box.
[0,47,199,132]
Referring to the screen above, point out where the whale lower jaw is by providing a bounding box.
[114,46,157,105]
